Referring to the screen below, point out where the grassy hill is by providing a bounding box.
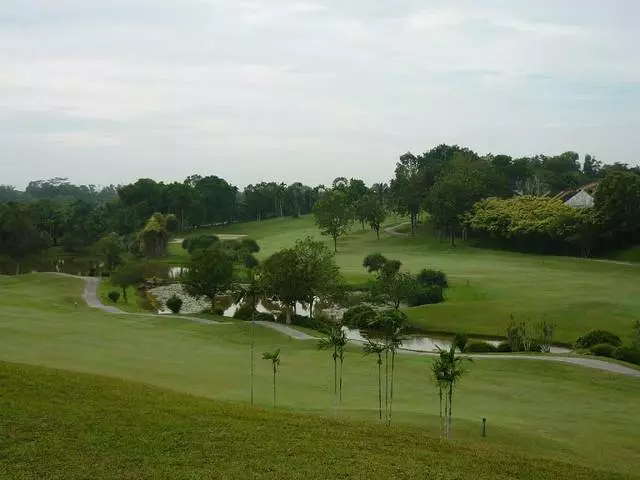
[1,274,640,477]
[170,215,640,344]
[1,361,636,480]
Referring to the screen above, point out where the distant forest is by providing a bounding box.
[1,145,639,270]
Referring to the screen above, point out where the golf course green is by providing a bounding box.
[1,264,640,478]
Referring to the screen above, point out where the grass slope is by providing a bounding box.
[178,216,640,343]
[1,274,640,475]
[1,362,635,480]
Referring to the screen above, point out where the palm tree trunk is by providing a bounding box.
[339,355,344,415]
[447,383,453,439]
[377,358,382,420]
[438,385,443,436]
[444,389,449,438]
[333,236,337,253]
[388,350,396,426]
[384,348,389,422]
[376,228,380,240]
[273,366,276,407]
[250,319,255,406]
[333,351,338,417]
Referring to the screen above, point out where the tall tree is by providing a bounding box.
[362,198,387,240]
[95,233,124,271]
[363,339,386,420]
[594,170,640,247]
[313,189,353,252]
[317,326,348,417]
[262,348,281,408]
[0,203,51,274]
[426,153,508,245]
[390,153,423,236]
[182,245,234,309]
[432,344,470,439]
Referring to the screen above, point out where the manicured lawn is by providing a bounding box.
[187,216,640,344]
[1,274,639,475]
[2,361,634,480]
[97,278,148,313]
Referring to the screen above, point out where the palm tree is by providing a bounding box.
[317,325,348,416]
[262,348,281,407]
[363,339,386,420]
[432,344,470,438]
[386,326,403,426]
[368,309,406,426]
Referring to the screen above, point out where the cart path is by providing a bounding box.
[49,273,640,377]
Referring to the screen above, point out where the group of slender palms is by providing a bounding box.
[255,322,469,440]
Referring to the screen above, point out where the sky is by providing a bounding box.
[1,0,639,189]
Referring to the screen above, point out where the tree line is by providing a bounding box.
[2,145,639,273]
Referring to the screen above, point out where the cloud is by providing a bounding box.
[0,0,639,189]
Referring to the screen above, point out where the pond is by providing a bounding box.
[150,282,571,354]
[341,327,570,354]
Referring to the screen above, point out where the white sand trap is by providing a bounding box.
[216,234,247,240]
[170,234,247,244]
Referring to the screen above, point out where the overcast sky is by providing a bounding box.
[2,0,639,189]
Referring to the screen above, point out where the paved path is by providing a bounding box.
[383,222,411,237]
[54,273,225,325]
[253,321,315,340]
[401,349,640,378]
[50,273,640,377]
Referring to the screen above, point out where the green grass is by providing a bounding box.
[97,278,149,313]
[609,245,640,263]
[2,361,635,480]
[1,274,640,476]
[188,216,640,344]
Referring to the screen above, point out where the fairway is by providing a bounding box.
[175,215,640,344]
[1,274,640,477]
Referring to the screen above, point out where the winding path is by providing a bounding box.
[253,321,315,340]
[64,274,224,325]
[52,273,640,377]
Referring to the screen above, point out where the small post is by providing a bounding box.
[482,417,487,437]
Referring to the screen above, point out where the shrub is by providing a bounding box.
[416,269,448,288]
[614,346,640,365]
[589,343,617,358]
[406,284,444,307]
[464,341,498,353]
[342,305,376,329]
[182,235,219,254]
[166,295,183,314]
[576,330,622,349]
[254,312,275,322]
[453,333,468,352]
[290,314,331,332]
[107,291,120,303]
[363,253,388,273]
[233,305,256,321]
[497,341,512,352]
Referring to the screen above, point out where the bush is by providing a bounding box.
[182,235,219,254]
[254,312,275,322]
[289,314,331,332]
[453,333,468,352]
[589,343,617,358]
[497,341,512,352]
[166,295,183,314]
[233,305,256,321]
[406,284,444,307]
[342,305,376,329]
[576,330,622,349]
[107,291,120,303]
[416,269,448,288]
[464,341,498,353]
[614,346,640,365]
